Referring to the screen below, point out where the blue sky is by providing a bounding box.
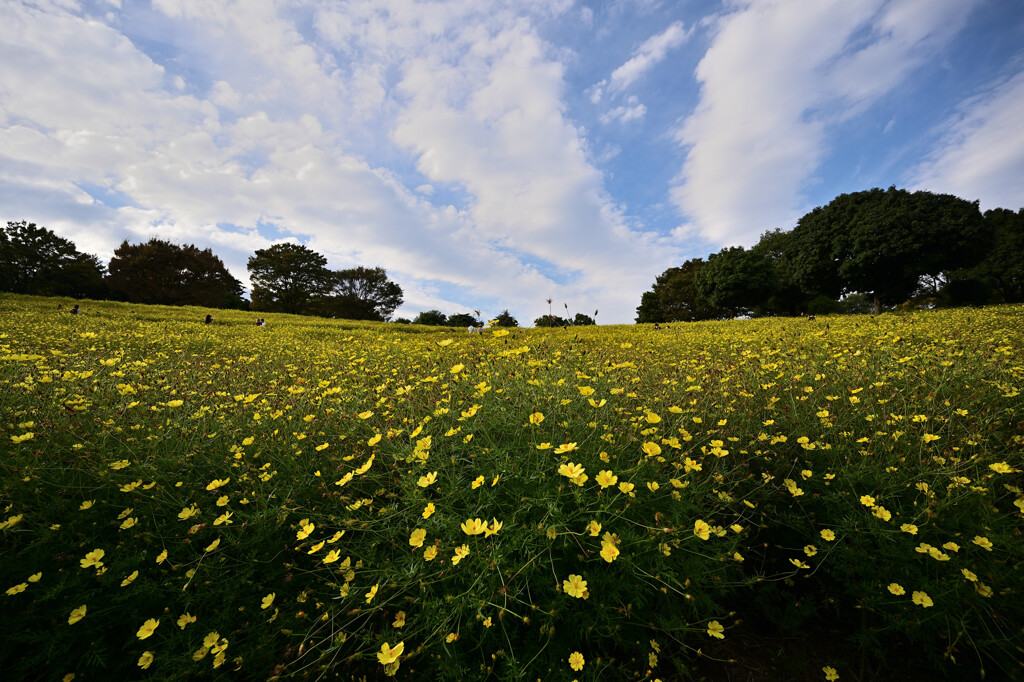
[1,0,1022,324]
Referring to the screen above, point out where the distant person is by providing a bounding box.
[70,304,80,315]
[256,318,266,327]
[204,314,213,324]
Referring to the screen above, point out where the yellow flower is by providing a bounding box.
[975,583,993,598]
[989,462,1013,474]
[423,546,438,561]
[586,520,602,537]
[563,574,588,598]
[707,620,725,639]
[900,524,918,535]
[409,528,426,548]
[445,632,458,643]
[261,593,275,610]
[422,503,435,519]
[646,481,660,492]
[324,549,341,564]
[887,583,905,595]
[177,613,196,629]
[365,583,379,604]
[79,500,94,510]
[554,443,580,454]
[568,651,585,671]
[535,443,552,450]
[823,665,839,681]
[484,518,503,537]
[693,519,711,541]
[452,544,470,565]
[166,400,183,407]
[461,518,486,535]
[528,412,544,425]
[138,651,154,669]
[393,611,406,628]
[599,543,620,563]
[859,495,875,507]
[137,618,160,639]
[121,570,139,587]
[204,538,220,552]
[872,506,891,522]
[416,472,438,488]
[377,641,405,665]
[577,386,595,396]
[618,482,635,496]
[80,548,105,569]
[450,363,464,374]
[6,583,27,595]
[922,433,940,443]
[911,590,933,607]
[961,568,977,582]
[803,545,817,557]
[27,572,41,583]
[641,441,662,457]
[557,462,585,478]
[68,605,87,624]
[972,536,993,551]
[358,411,374,420]
[471,475,485,489]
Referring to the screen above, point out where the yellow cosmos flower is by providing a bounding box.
[888,583,905,595]
[204,539,220,552]
[568,651,585,671]
[961,568,978,582]
[136,618,160,639]
[423,546,438,561]
[528,412,545,425]
[261,593,275,610]
[820,529,835,541]
[554,443,580,454]
[471,475,485,489]
[693,519,711,540]
[972,536,994,551]
[484,519,503,537]
[645,412,661,423]
[452,544,470,565]
[422,503,435,518]
[461,518,486,535]
[324,549,341,564]
[599,543,620,563]
[358,411,374,419]
[618,482,635,496]
[27,572,41,583]
[912,591,933,607]
[449,364,464,374]
[416,472,438,488]
[377,641,404,665]
[177,613,196,629]
[557,462,584,478]
[641,441,661,457]
[6,583,27,595]
[535,443,552,450]
[707,621,725,639]
[393,611,406,628]
[365,583,379,604]
[900,524,918,535]
[989,462,1013,474]
[409,528,426,548]
[79,500,94,510]
[859,495,875,507]
[563,574,588,598]
[121,570,139,587]
[68,605,87,624]
[138,651,154,670]
[823,666,839,681]
[80,548,105,569]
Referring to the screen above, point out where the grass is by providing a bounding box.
[1,293,1022,681]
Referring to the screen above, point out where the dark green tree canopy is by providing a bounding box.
[790,187,988,313]
[493,310,519,327]
[106,238,245,309]
[636,258,724,323]
[534,314,569,327]
[309,266,403,321]
[412,310,448,326]
[447,313,482,328]
[572,312,596,326]
[0,221,106,298]
[248,243,330,314]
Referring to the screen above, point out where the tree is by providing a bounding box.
[493,310,519,327]
[534,314,569,327]
[412,310,447,326]
[693,247,777,318]
[572,313,595,326]
[636,258,722,323]
[789,187,989,314]
[0,221,106,297]
[447,313,481,328]
[310,266,403,321]
[106,238,245,308]
[948,208,1024,304]
[248,243,331,314]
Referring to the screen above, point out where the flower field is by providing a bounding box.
[1,294,1022,681]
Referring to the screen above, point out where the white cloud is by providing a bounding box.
[909,69,1024,211]
[671,0,980,247]
[599,96,646,124]
[608,20,688,93]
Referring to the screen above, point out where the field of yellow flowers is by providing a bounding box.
[1,294,1022,681]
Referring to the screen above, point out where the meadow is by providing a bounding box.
[1,294,1022,681]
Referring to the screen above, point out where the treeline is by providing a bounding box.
[0,222,404,321]
[638,187,1024,322]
